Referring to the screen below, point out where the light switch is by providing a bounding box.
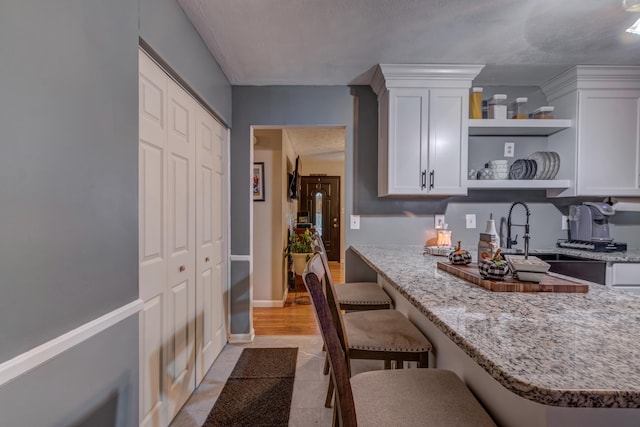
[350,215,360,230]
[465,214,476,229]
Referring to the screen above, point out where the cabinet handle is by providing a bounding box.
[179,265,186,272]
[205,257,210,262]
[429,170,434,189]
[421,170,427,189]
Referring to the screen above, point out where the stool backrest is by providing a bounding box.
[310,240,350,364]
[303,254,357,427]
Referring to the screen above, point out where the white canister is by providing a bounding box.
[488,94,508,119]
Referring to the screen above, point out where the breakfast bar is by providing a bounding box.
[348,245,640,427]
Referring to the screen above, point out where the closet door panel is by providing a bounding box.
[195,109,224,382]
[166,80,197,418]
[212,126,226,345]
[138,51,168,427]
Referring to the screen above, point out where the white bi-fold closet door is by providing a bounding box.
[138,49,228,427]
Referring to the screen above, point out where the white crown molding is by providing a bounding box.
[0,299,144,386]
[543,65,640,101]
[371,64,485,98]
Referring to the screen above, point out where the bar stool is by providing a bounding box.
[311,236,392,311]
[303,254,497,427]
[306,253,433,409]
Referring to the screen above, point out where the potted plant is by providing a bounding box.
[287,229,314,276]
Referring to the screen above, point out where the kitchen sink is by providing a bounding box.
[528,253,606,285]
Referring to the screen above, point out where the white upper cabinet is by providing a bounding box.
[543,66,640,197]
[372,64,483,197]
[576,89,640,196]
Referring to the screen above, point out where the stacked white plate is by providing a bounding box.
[528,151,560,180]
[487,160,508,180]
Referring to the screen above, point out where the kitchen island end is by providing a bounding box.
[348,245,640,427]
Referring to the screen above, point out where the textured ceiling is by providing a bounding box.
[179,0,640,160]
[284,128,345,161]
[178,0,640,86]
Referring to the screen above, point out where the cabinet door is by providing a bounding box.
[428,89,467,195]
[578,90,640,196]
[385,88,429,195]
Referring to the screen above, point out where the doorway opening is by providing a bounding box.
[251,126,346,333]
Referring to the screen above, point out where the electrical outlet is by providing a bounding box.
[465,214,476,229]
[435,214,446,229]
[561,215,569,230]
[350,215,360,230]
[504,142,515,157]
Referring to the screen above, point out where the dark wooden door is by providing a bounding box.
[299,176,340,262]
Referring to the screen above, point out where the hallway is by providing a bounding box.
[252,261,344,336]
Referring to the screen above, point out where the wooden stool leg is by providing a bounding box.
[325,375,334,408]
[323,353,330,375]
[418,352,428,368]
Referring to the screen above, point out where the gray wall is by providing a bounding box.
[0,0,231,424]
[0,316,139,427]
[139,0,232,125]
[0,0,138,363]
[230,86,354,333]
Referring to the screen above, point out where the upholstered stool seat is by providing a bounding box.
[343,310,431,355]
[311,234,392,311]
[351,369,496,427]
[334,281,393,311]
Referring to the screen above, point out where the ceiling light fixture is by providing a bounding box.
[624,0,640,12]
[627,17,640,35]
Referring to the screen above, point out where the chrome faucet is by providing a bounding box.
[507,201,531,258]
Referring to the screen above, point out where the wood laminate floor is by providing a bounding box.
[253,261,344,336]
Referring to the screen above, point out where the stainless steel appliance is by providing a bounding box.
[557,202,627,252]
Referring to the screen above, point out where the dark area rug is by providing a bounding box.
[203,347,298,427]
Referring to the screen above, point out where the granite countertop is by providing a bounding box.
[351,245,640,408]
[506,247,640,262]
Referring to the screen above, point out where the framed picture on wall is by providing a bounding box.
[253,162,265,201]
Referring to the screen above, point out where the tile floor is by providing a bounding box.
[169,335,383,427]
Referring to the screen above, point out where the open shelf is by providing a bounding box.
[468,119,573,136]
[466,179,572,190]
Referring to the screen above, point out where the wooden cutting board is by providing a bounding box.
[437,262,589,293]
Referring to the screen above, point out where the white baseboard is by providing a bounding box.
[228,329,255,343]
[252,298,286,308]
[0,299,144,387]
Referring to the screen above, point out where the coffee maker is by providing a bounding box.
[559,202,627,251]
[569,202,614,242]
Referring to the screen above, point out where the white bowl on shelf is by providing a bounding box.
[492,171,508,180]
